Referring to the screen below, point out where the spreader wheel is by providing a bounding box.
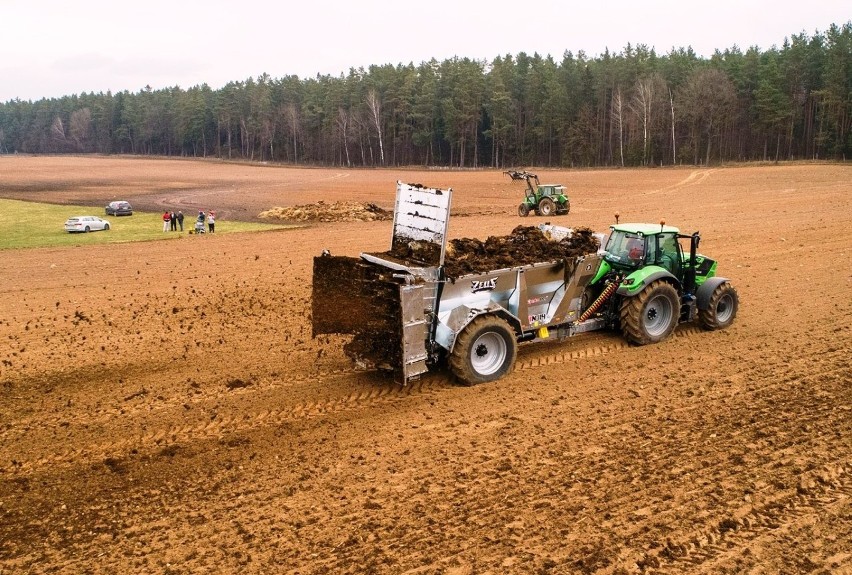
[449,315,517,385]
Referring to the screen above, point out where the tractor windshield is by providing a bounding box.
[604,230,646,267]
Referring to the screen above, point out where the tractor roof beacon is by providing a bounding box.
[504,170,570,218]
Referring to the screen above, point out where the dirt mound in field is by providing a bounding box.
[259,201,392,222]
[443,225,600,277]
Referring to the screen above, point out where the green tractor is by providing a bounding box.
[505,170,570,217]
[581,217,739,344]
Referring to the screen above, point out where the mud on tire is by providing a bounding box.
[449,315,518,385]
[620,280,680,345]
[699,281,738,330]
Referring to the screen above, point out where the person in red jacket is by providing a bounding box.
[162,210,171,232]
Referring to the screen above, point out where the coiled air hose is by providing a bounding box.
[577,280,619,323]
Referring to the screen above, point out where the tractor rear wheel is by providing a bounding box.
[518,203,530,217]
[537,197,556,216]
[620,280,679,345]
[449,315,517,385]
[698,282,738,330]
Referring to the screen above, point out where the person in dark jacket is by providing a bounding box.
[170,211,177,231]
[176,211,184,231]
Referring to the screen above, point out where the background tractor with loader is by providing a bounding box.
[505,169,571,217]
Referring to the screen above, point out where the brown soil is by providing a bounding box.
[1,156,850,574]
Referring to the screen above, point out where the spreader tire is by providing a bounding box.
[449,315,517,385]
[620,280,679,345]
[698,281,738,330]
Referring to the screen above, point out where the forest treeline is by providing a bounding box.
[0,22,849,167]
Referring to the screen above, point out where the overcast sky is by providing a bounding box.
[1,0,848,102]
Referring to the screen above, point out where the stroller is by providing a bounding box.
[193,219,206,234]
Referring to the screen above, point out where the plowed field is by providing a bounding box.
[1,157,850,574]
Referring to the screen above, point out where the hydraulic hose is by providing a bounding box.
[577,280,618,323]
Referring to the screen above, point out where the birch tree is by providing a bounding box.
[366,89,385,165]
[336,107,352,167]
[284,102,300,164]
[611,87,625,166]
[629,73,667,165]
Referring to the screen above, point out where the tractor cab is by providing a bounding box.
[604,223,682,273]
[602,222,718,297]
[537,184,567,200]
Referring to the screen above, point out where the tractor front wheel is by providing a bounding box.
[537,197,556,216]
[620,280,679,345]
[518,203,530,217]
[698,282,738,330]
[449,315,517,385]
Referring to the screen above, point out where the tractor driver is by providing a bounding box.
[627,238,645,263]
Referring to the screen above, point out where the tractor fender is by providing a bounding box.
[435,303,523,353]
[696,276,730,310]
[616,266,680,297]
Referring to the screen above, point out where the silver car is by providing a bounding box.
[64,216,111,233]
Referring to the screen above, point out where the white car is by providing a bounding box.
[64,216,111,233]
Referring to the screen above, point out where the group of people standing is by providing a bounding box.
[162,210,184,232]
[162,210,215,233]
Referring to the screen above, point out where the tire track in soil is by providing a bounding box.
[315,344,846,574]
[631,461,851,574]
[2,373,451,478]
[306,414,849,573]
[644,169,714,196]
[0,325,701,478]
[16,352,844,574]
[552,355,851,574]
[314,359,849,575]
[506,359,847,514]
[2,321,833,483]
[0,327,624,438]
[587,375,848,558]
